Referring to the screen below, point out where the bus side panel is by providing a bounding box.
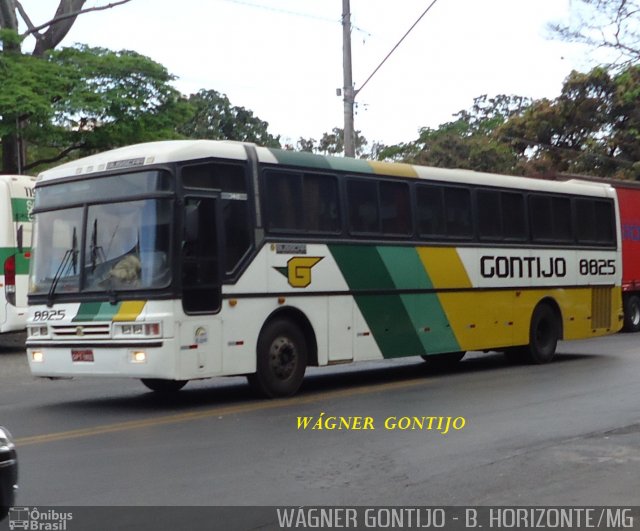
[1,176,34,334]
[0,180,11,331]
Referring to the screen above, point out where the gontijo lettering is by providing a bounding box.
[480,255,567,279]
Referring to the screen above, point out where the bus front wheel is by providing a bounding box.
[141,378,188,393]
[248,319,307,398]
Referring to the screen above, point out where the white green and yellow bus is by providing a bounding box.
[1,175,34,338]
[26,141,622,396]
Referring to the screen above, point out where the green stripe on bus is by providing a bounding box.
[11,198,33,222]
[267,149,374,174]
[268,149,333,170]
[73,302,121,322]
[326,157,374,174]
[330,245,461,358]
[378,247,460,354]
[329,244,425,359]
[376,247,460,354]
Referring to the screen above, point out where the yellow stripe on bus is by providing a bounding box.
[113,300,146,322]
[417,247,472,289]
[368,161,418,178]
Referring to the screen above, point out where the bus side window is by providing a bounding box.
[222,198,251,274]
[348,179,379,234]
[380,181,411,236]
[477,189,502,240]
[416,184,445,238]
[303,173,340,233]
[444,186,472,238]
[182,162,252,277]
[530,194,572,243]
[575,198,615,246]
[264,171,303,230]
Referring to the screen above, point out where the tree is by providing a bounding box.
[548,0,640,68]
[177,89,280,147]
[295,127,369,157]
[499,66,640,178]
[0,43,189,173]
[0,0,134,173]
[379,94,528,174]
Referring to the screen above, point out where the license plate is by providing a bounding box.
[71,349,94,362]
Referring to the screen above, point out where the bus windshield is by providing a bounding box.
[30,198,173,296]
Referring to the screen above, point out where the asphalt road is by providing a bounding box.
[1,333,640,515]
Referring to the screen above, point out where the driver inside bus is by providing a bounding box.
[108,254,141,285]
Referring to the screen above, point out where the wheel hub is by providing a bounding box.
[269,336,296,379]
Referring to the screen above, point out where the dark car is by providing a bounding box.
[0,427,17,520]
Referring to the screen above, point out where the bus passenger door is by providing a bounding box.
[179,195,223,376]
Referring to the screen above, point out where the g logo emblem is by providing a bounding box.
[287,257,323,288]
[275,257,323,288]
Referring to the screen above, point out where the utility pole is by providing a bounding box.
[342,0,356,158]
[341,0,439,158]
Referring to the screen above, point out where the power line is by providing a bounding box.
[215,0,371,35]
[357,0,440,97]
[215,0,338,25]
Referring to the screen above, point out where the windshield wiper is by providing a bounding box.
[47,227,78,307]
[89,219,106,272]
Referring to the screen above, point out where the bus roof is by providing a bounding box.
[36,140,615,198]
[0,174,35,186]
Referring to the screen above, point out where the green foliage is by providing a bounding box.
[498,66,639,178]
[0,50,65,136]
[0,44,192,172]
[296,127,368,157]
[0,43,281,172]
[381,67,640,180]
[379,95,525,174]
[177,89,280,147]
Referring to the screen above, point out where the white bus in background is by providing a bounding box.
[0,175,34,339]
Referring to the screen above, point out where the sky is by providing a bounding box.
[22,0,594,148]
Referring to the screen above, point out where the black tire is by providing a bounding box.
[247,319,307,398]
[141,378,188,393]
[420,351,466,370]
[623,294,640,333]
[522,303,560,364]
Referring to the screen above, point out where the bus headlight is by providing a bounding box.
[31,351,44,363]
[113,322,161,339]
[130,350,148,363]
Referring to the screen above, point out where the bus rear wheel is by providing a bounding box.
[520,303,559,364]
[248,319,307,398]
[141,378,188,393]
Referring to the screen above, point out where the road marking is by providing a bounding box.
[15,376,429,446]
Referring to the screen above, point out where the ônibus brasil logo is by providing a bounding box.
[8,507,73,530]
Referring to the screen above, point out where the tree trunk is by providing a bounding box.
[32,0,87,57]
[1,130,20,175]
